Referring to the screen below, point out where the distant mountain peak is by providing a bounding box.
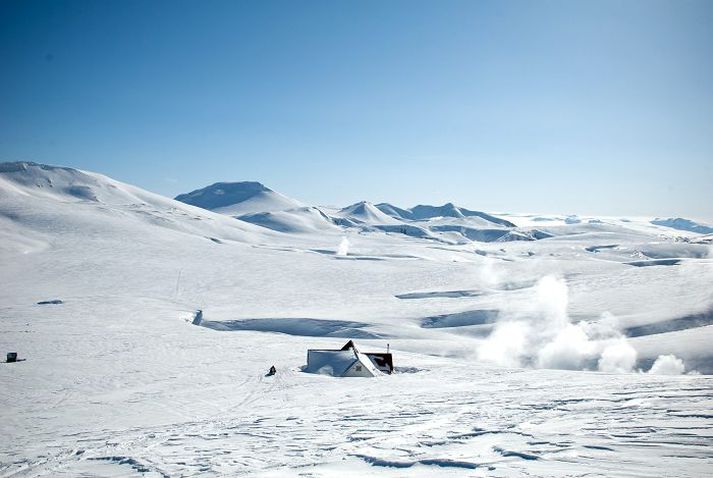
[178,181,269,199]
[175,181,301,215]
[341,200,375,212]
[651,217,713,235]
[374,201,516,227]
[338,200,399,224]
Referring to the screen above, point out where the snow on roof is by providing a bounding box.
[354,350,382,376]
[304,349,357,376]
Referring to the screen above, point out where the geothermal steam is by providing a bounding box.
[336,237,350,256]
[649,354,686,375]
[477,275,640,373]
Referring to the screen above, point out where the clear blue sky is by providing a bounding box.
[2,0,712,218]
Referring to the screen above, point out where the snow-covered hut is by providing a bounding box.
[304,340,393,377]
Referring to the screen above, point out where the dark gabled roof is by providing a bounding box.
[340,340,357,352]
[365,352,394,374]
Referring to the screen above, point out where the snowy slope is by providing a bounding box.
[238,207,341,234]
[0,162,272,248]
[1,162,712,477]
[175,181,302,216]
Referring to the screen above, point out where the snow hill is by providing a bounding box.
[0,161,171,205]
[0,162,271,255]
[175,181,302,216]
[335,201,402,225]
[2,161,713,477]
[651,217,713,235]
[238,207,341,234]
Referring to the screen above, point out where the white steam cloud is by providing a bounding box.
[598,339,638,373]
[477,275,638,373]
[336,237,350,256]
[477,258,504,287]
[648,354,686,375]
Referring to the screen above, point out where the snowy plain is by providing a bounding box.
[1,162,712,477]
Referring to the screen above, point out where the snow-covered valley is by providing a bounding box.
[1,162,712,477]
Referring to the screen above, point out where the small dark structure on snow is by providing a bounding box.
[37,299,63,305]
[304,340,394,377]
[6,352,18,363]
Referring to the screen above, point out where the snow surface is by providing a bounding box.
[1,162,712,477]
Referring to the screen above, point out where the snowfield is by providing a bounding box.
[1,162,712,477]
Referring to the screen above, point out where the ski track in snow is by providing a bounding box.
[3,360,712,477]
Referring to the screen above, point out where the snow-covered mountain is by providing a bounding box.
[2,161,712,477]
[335,201,402,225]
[175,181,303,216]
[172,183,540,244]
[173,183,532,243]
[651,217,713,235]
[377,201,517,227]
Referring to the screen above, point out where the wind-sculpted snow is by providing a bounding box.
[395,289,483,299]
[421,309,499,329]
[198,317,385,339]
[627,258,682,267]
[585,244,619,253]
[624,308,713,338]
[2,162,713,476]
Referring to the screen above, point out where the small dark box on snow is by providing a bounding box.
[6,352,17,363]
